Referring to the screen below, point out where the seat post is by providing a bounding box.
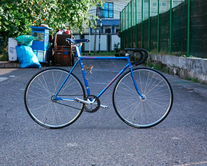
[75,45,81,57]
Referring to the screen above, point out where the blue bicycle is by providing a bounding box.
[24,39,173,129]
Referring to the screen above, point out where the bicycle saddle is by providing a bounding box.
[66,38,90,44]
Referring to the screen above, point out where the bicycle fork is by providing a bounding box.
[130,67,145,99]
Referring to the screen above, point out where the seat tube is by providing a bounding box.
[79,58,91,96]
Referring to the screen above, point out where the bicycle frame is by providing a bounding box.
[54,46,144,101]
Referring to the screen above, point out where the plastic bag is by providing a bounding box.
[16,45,42,68]
[16,35,34,47]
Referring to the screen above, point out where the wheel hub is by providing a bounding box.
[140,94,146,101]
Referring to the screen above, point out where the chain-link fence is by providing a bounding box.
[120,0,207,58]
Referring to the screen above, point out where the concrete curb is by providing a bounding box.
[147,54,207,84]
[0,61,20,68]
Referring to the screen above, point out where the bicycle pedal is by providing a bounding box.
[100,104,108,109]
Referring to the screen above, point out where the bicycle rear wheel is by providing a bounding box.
[113,67,173,128]
[24,68,85,129]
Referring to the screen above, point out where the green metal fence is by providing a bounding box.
[120,0,207,58]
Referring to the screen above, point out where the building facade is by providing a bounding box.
[73,0,130,52]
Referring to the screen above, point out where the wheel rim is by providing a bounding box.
[25,68,85,128]
[113,68,173,128]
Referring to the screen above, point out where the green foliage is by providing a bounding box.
[0,0,103,42]
[185,76,200,83]
[0,42,8,61]
[164,67,170,74]
[185,76,191,80]
[147,62,154,68]
[114,42,120,52]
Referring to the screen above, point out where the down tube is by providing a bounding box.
[97,64,129,98]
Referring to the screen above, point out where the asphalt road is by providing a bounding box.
[0,59,207,166]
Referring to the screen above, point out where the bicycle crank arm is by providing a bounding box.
[74,97,92,105]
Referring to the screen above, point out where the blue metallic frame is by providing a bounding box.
[54,51,144,101]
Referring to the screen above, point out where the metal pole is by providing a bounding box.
[94,28,97,52]
[187,0,191,57]
[157,0,160,52]
[89,27,91,53]
[98,19,102,53]
[148,0,151,52]
[120,12,122,49]
[120,11,123,49]
[135,0,138,47]
[128,4,130,48]
[131,0,133,48]
[98,28,101,53]
[169,0,172,53]
[125,7,127,49]
[141,0,144,48]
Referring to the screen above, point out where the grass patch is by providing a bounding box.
[146,62,162,71]
[146,62,154,68]
[163,67,170,74]
[185,76,191,81]
[191,77,199,83]
[154,65,162,71]
[185,76,200,83]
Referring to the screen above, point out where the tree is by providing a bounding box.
[0,0,103,41]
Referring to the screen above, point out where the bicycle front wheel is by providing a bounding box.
[113,67,173,128]
[24,68,85,129]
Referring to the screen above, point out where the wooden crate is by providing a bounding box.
[53,34,73,66]
[55,34,72,46]
[54,46,72,66]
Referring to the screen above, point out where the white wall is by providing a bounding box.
[111,35,120,50]
[84,35,107,52]
[73,34,120,52]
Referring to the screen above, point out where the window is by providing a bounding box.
[153,2,157,6]
[97,2,114,18]
[103,26,112,33]
[162,2,166,6]
[159,2,167,6]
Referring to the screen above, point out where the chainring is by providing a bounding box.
[84,95,100,113]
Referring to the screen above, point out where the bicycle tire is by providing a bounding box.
[112,67,173,128]
[24,68,85,129]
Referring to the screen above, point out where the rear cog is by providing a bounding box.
[84,95,100,113]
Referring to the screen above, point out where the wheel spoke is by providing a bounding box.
[25,68,85,129]
[113,68,173,128]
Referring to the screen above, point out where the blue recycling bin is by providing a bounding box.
[30,26,52,63]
